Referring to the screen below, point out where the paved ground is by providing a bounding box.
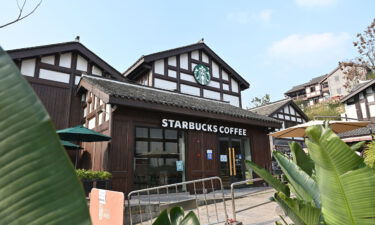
[129,187,291,225]
[194,189,288,225]
[227,190,288,225]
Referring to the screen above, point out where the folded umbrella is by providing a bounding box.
[60,140,81,150]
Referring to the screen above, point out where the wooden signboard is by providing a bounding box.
[89,188,124,225]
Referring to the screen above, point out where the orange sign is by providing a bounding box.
[89,188,124,225]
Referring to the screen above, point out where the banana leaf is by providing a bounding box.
[289,142,314,176]
[0,47,91,224]
[246,160,290,197]
[306,125,375,225]
[274,192,321,225]
[152,207,200,225]
[273,151,320,208]
[350,141,365,152]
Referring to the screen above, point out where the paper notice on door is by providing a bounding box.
[220,155,228,162]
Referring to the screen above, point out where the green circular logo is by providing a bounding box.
[193,64,211,85]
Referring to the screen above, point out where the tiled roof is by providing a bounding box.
[285,75,327,94]
[248,99,291,116]
[338,124,375,138]
[81,76,281,127]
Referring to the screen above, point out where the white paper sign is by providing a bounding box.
[207,149,213,160]
[99,189,107,204]
[220,155,228,162]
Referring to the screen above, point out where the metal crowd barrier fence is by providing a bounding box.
[127,176,229,225]
[230,177,275,222]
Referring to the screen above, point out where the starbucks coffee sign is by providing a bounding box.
[162,119,247,136]
[193,64,211,85]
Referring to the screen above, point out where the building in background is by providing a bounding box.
[249,99,309,173]
[285,64,367,106]
[339,79,375,143]
[284,75,329,106]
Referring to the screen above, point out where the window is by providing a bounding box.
[310,86,315,92]
[334,76,339,82]
[337,88,342,95]
[134,127,183,189]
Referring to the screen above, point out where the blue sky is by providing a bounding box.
[1,0,374,108]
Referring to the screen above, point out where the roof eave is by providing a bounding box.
[341,80,375,103]
[108,95,281,128]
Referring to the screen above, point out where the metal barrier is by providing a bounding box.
[230,178,269,222]
[127,176,228,225]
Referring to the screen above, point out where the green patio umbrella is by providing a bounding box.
[57,125,111,168]
[57,125,111,142]
[60,140,81,150]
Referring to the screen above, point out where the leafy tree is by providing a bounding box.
[251,94,271,107]
[342,18,375,90]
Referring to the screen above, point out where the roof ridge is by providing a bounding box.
[6,41,77,52]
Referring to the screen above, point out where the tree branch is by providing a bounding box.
[0,0,42,29]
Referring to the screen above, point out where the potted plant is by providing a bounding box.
[75,169,112,195]
[95,171,112,190]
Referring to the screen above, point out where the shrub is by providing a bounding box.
[75,169,112,180]
[304,100,344,120]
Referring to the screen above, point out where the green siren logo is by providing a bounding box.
[193,64,211,85]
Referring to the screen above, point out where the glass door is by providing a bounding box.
[219,137,245,186]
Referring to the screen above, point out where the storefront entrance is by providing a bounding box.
[219,137,250,187]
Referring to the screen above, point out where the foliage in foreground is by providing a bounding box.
[0,47,91,224]
[247,125,375,225]
[153,207,200,225]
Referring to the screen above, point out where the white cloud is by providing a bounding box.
[227,9,273,24]
[267,32,350,67]
[259,9,273,22]
[295,0,337,7]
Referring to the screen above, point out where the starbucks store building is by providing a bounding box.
[78,41,282,193]
[8,40,281,194]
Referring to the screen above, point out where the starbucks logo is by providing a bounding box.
[193,64,211,85]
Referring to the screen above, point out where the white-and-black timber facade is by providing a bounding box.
[7,41,282,193]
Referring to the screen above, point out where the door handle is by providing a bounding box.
[232,148,236,176]
[228,148,232,176]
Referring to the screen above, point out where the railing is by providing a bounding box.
[230,178,272,222]
[127,177,228,225]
